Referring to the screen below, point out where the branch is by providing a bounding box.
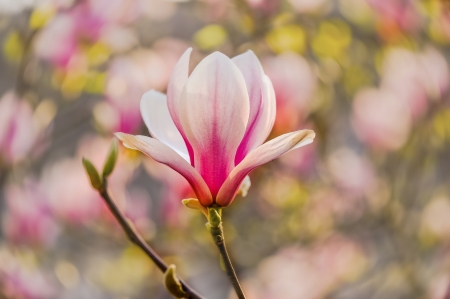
[208,207,246,299]
[99,181,205,299]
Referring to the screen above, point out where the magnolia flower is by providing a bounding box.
[116,49,315,207]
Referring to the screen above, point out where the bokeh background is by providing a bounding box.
[1,0,450,298]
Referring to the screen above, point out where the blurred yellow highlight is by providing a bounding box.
[61,71,87,99]
[55,261,79,289]
[265,24,306,54]
[29,7,56,30]
[87,43,111,66]
[312,19,352,59]
[3,31,24,62]
[84,71,106,94]
[33,99,57,130]
[194,25,228,51]
[97,246,153,293]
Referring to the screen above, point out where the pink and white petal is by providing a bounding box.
[140,90,189,162]
[232,51,264,132]
[264,75,277,138]
[216,129,315,206]
[232,51,266,164]
[235,74,277,164]
[115,133,213,206]
[167,47,195,164]
[179,52,250,196]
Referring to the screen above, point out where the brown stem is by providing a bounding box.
[99,181,205,299]
[208,209,246,299]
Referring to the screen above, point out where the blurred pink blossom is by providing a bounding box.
[367,0,422,34]
[41,157,104,225]
[41,135,138,225]
[34,4,102,68]
[380,48,428,119]
[246,0,281,15]
[34,0,141,69]
[0,251,57,299]
[380,47,449,118]
[308,189,365,224]
[428,274,450,299]
[263,53,317,132]
[234,235,366,299]
[352,87,412,151]
[103,39,191,133]
[327,148,375,195]
[2,180,60,247]
[0,91,40,164]
[418,46,450,100]
[354,47,449,150]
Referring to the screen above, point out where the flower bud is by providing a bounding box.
[102,139,118,177]
[163,265,187,299]
[208,207,222,229]
[82,158,103,191]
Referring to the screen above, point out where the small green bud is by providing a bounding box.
[163,265,187,298]
[208,207,222,229]
[82,158,103,190]
[102,139,118,177]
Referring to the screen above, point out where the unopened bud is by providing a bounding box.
[208,207,222,229]
[82,158,103,190]
[102,139,118,177]
[163,265,187,298]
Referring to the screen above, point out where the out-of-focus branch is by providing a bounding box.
[15,29,38,96]
[99,180,205,299]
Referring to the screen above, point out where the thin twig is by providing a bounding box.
[15,29,38,96]
[99,181,205,299]
[209,219,246,299]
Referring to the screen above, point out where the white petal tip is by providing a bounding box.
[292,130,315,150]
[237,175,251,197]
[114,132,138,150]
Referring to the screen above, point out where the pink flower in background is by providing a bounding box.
[367,0,422,34]
[34,2,104,68]
[0,251,56,299]
[235,236,366,299]
[41,157,104,225]
[116,49,315,207]
[0,92,40,164]
[263,53,317,132]
[2,181,60,247]
[327,148,375,196]
[380,48,428,119]
[245,0,282,15]
[353,46,450,151]
[34,0,141,69]
[41,136,138,225]
[101,39,190,133]
[352,88,411,151]
[417,46,450,100]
